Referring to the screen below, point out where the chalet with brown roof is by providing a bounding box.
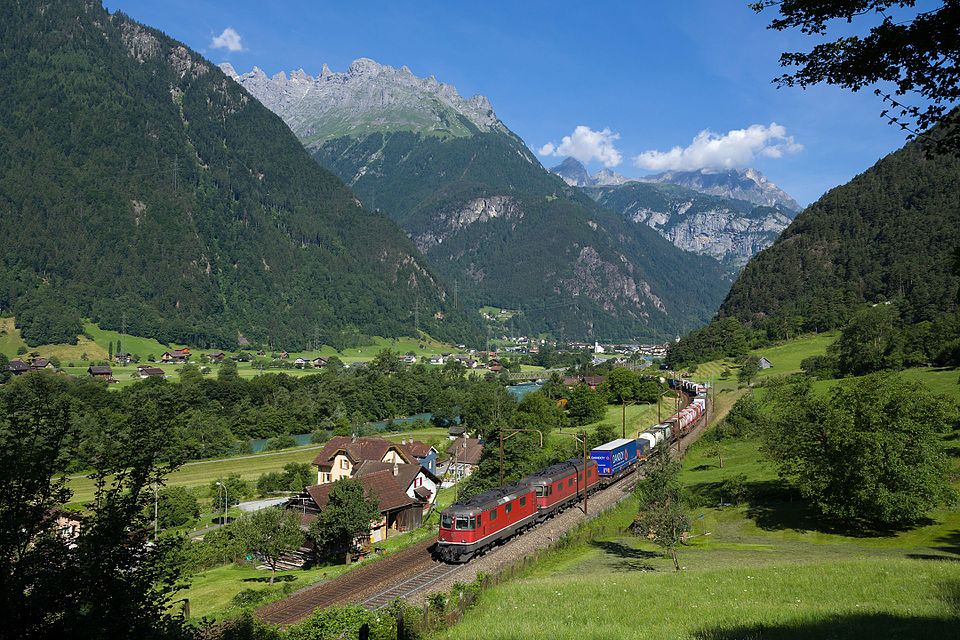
[160,348,190,363]
[30,358,54,371]
[289,471,425,542]
[446,436,484,480]
[208,352,225,363]
[6,359,29,376]
[136,365,165,379]
[87,365,113,380]
[353,460,440,513]
[488,358,503,372]
[311,357,328,369]
[311,435,415,484]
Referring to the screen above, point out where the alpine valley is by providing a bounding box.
[227,60,732,341]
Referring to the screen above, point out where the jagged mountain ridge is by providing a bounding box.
[637,168,802,212]
[229,59,731,341]
[220,59,504,147]
[550,158,801,212]
[0,2,476,350]
[587,182,794,268]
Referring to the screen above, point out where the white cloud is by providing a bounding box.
[538,126,623,168]
[211,27,244,52]
[633,123,803,171]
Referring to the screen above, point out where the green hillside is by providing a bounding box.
[0,1,479,352]
[717,132,960,332]
[312,129,731,341]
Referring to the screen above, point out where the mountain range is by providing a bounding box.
[0,1,477,350]
[550,158,797,268]
[228,59,732,341]
[550,159,802,212]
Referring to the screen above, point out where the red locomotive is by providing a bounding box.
[436,482,537,562]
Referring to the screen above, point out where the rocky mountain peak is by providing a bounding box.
[550,157,593,187]
[637,168,802,212]
[228,57,505,146]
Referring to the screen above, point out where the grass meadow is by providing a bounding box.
[432,361,960,640]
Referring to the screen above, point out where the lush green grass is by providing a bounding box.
[66,428,450,506]
[434,380,960,640]
[691,332,838,391]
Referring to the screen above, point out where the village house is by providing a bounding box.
[353,459,440,514]
[446,436,484,480]
[429,355,444,365]
[311,435,416,485]
[294,357,307,368]
[6,359,29,376]
[758,357,773,370]
[114,352,132,365]
[401,439,439,475]
[30,358,55,371]
[311,357,328,369]
[488,358,503,373]
[402,354,417,364]
[207,351,226,363]
[289,470,425,544]
[278,351,289,360]
[87,364,113,381]
[136,365,165,379]
[160,348,190,364]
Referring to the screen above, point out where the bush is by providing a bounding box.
[232,588,270,607]
[156,486,200,528]
[265,435,296,451]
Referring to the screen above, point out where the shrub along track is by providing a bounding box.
[256,393,727,625]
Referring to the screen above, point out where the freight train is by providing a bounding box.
[435,379,708,563]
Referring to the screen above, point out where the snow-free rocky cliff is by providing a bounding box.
[551,159,799,268]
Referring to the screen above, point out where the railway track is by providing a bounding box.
[257,390,717,626]
[256,538,438,625]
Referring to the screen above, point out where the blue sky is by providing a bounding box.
[105,0,917,205]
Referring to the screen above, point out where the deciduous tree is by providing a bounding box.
[233,507,305,584]
[309,479,381,563]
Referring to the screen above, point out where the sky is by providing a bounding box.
[104,0,920,206]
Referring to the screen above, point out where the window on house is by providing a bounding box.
[340,459,349,469]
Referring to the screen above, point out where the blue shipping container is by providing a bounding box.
[590,438,638,476]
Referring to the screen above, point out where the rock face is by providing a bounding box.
[588,182,795,269]
[636,168,802,212]
[550,157,593,187]
[221,59,504,147]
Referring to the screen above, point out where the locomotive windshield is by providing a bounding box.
[441,513,453,529]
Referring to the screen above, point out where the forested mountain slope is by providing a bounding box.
[717,135,960,332]
[229,61,730,341]
[0,1,476,349]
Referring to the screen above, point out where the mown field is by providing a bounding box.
[433,360,960,640]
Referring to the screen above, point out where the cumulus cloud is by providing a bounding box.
[538,126,623,168]
[633,123,803,171]
[211,27,244,52]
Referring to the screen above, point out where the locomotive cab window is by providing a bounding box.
[441,514,453,529]
[455,517,470,530]
[505,502,513,514]
[535,485,545,497]
[519,496,527,507]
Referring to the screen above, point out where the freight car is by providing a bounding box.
[436,482,538,563]
[590,438,639,481]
